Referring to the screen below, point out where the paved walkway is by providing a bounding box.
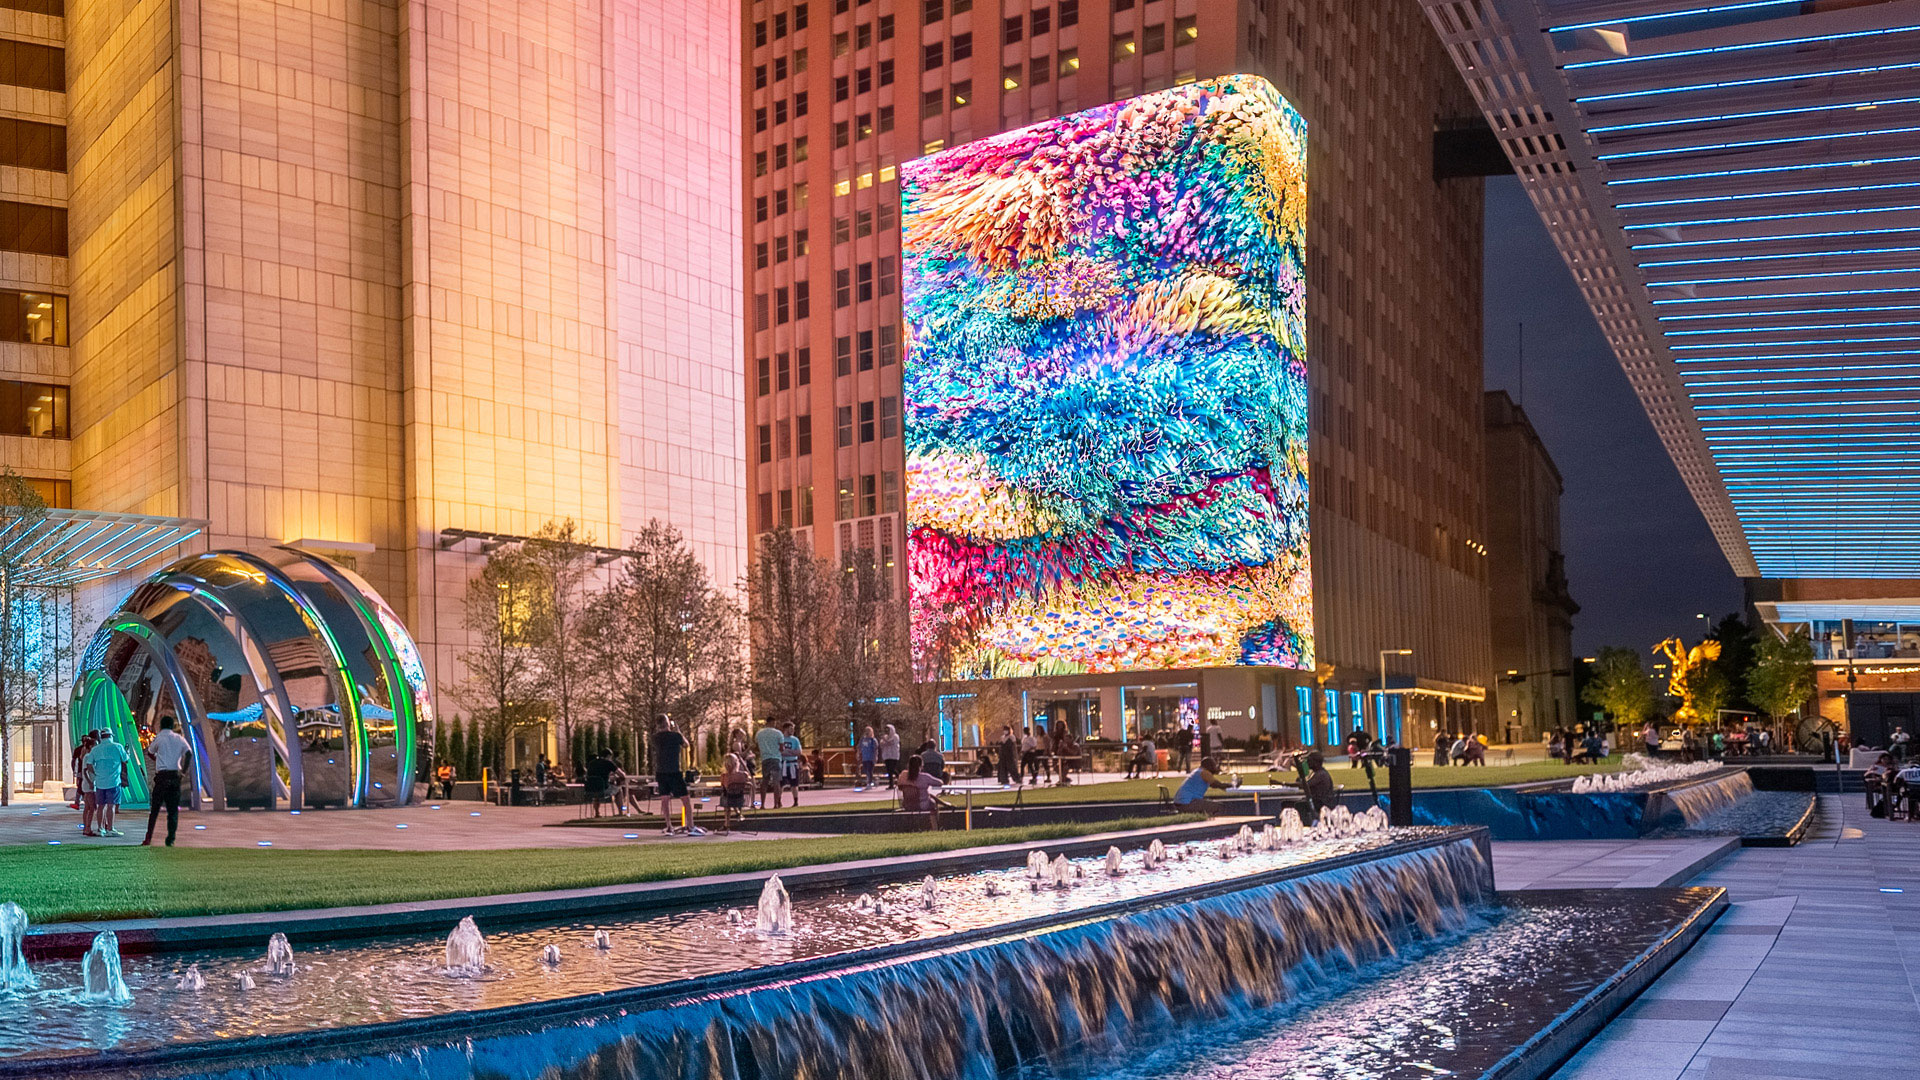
[1551,795,1920,1080]
[1492,837,1739,890]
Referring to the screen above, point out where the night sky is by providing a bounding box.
[1480,176,1744,657]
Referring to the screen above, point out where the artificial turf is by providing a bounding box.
[0,815,1197,924]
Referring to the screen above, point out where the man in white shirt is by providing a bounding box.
[142,715,193,847]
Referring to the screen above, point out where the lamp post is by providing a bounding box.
[1377,649,1412,744]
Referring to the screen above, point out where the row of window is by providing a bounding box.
[833,15,896,56]
[836,398,900,447]
[757,415,815,462]
[752,48,809,90]
[833,204,896,244]
[837,471,900,519]
[0,378,69,438]
[0,201,66,258]
[753,230,812,270]
[997,50,1081,93]
[758,486,817,529]
[751,184,809,222]
[922,33,973,70]
[755,349,814,395]
[834,106,895,147]
[833,62,895,101]
[834,259,897,306]
[0,290,67,346]
[752,93,810,133]
[0,38,64,93]
[1113,18,1198,63]
[0,117,65,173]
[753,137,809,177]
[751,4,810,48]
[922,81,975,117]
[752,282,813,330]
[835,326,899,374]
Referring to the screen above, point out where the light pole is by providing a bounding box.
[1377,649,1411,745]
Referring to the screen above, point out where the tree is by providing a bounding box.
[824,549,902,749]
[1707,613,1758,714]
[454,544,546,775]
[1748,627,1817,724]
[0,470,83,806]
[1581,646,1658,731]
[583,520,743,771]
[746,527,841,738]
[521,519,599,771]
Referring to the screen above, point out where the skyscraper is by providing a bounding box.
[745,0,1496,746]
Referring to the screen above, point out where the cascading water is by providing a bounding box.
[445,917,487,976]
[0,901,35,992]
[80,932,132,1005]
[756,876,793,935]
[1664,771,1756,826]
[266,933,296,976]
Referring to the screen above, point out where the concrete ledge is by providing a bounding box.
[24,816,1262,960]
[1617,836,1741,888]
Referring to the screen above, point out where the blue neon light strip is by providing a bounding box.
[1633,227,1920,251]
[1654,290,1920,307]
[1650,268,1920,287]
[1607,155,1920,186]
[1641,245,1920,268]
[1296,685,1313,747]
[1579,60,1920,104]
[1564,25,1920,69]
[1551,0,1797,33]
[1621,182,1920,212]
[1675,337,1920,350]
[1661,304,1920,320]
[1669,321,1920,335]
[1591,97,1920,134]
[1599,126,1920,162]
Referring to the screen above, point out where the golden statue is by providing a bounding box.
[1655,637,1721,725]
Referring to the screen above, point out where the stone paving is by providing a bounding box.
[1551,795,1920,1080]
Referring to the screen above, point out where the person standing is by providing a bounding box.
[651,714,693,834]
[584,747,618,817]
[1206,718,1226,759]
[1177,722,1196,772]
[74,730,100,834]
[141,717,192,847]
[755,717,786,808]
[857,725,880,789]
[1642,722,1662,759]
[997,724,1018,786]
[1302,751,1339,824]
[85,730,132,837]
[779,721,804,807]
[879,723,903,789]
[1020,726,1041,785]
[435,761,456,800]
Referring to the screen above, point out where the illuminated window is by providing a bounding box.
[1174,70,1197,86]
[837,478,855,519]
[924,138,945,153]
[834,32,849,57]
[879,163,896,183]
[21,477,69,507]
[1176,15,1197,41]
[856,171,873,189]
[951,80,971,107]
[1112,34,1136,61]
[1002,67,1021,91]
[793,48,807,73]
[1057,49,1080,76]
[799,485,815,527]
[793,136,808,162]
[1296,686,1314,747]
[858,113,873,139]
[834,178,851,196]
[793,182,808,210]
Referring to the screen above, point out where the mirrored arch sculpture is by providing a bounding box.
[70,549,430,810]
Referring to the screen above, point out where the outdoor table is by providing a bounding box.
[1228,783,1304,817]
[940,779,1015,830]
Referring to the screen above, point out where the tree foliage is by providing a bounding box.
[0,469,83,805]
[1748,627,1817,722]
[1581,646,1658,728]
[746,526,842,740]
[453,544,546,765]
[1706,613,1758,713]
[520,519,599,765]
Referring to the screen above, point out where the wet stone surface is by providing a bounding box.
[1646,790,1815,841]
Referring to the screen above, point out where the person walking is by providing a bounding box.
[778,721,804,807]
[879,723,902,789]
[651,714,694,834]
[755,717,786,808]
[1177,722,1196,772]
[857,725,880,789]
[141,717,192,847]
[85,730,132,837]
[533,755,550,805]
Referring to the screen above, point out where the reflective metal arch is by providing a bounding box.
[69,549,428,809]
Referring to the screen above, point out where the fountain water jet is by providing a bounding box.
[756,876,793,935]
[80,931,131,1004]
[592,929,612,950]
[1049,854,1074,889]
[265,933,296,976]
[233,971,254,991]
[1105,846,1125,876]
[919,876,940,911]
[176,964,205,991]
[1145,839,1168,869]
[1026,850,1050,879]
[445,917,486,976]
[854,894,878,914]
[0,900,35,991]
[541,945,561,967]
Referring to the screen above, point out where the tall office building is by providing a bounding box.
[1,0,745,786]
[744,0,1495,748]
[1484,390,1577,744]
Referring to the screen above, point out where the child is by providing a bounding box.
[719,753,753,833]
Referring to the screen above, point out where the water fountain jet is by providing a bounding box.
[176,964,205,991]
[593,929,612,950]
[80,932,131,1004]
[445,917,486,976]
[1026,850,1050,879]
[541,945,561,967]
[266,933,296,976]
[1048,854,1074,889]
[0,901,35,991]
[756,876,792,935]
[919,876,940,911]
[1145,839,1167,869]
[1104,846,1125,876]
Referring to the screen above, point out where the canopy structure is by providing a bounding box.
[0,508,206,586]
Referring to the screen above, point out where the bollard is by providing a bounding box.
[1388,747,1413,827]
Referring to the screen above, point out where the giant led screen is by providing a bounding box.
[903,75,1312,681]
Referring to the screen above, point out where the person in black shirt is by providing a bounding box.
[651,714,693,834]
[1303,751,1339,825]
[584,748,618,818]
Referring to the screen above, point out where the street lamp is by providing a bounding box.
[1377,649,1412,743]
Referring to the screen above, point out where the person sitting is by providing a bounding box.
[1172,756,1233,817]
[1865,752,1899,817]
[807,746,829,790]
[1303,751,1339,824]
[584,748,617,817]
[1125,740,1157,780]
[919,740,948,782]
[718,753,754,832]
[898,754,952,829]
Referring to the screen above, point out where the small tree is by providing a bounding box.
[1,470,83,806]
[1708,614,1759,714]
[825,549,900,748]
[746,526,840,738]
[1581,646,1658,732]
[521,519,599,771]
[1748,627,1817,726]
[454,545,546,775]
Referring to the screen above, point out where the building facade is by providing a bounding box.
[2,0,746,788]
[1483,390,1576,744]
[744,0,1495,751]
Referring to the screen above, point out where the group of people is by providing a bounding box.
[67,716,193,846]
[1433,732,1489,766]
[1546,728,1610,764]
[1170,751,1342,822]
[1864,751,1920,818]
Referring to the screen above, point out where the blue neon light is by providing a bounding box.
[1324,689,1339,747]
[1296,685,1313,747]
[1564,25,1920,69]
[1633,228,1920,251]
[1675,337,1920,350]
[1579,61,1920,104]
[1650,268,1920,288]
[1662,304,1920,320]
[1347,692,1364,741]
[1626,203,1920,229]
[1677,349,1920,363]
[1641,245,1920,268]
[1591,97,1920,134]
[1620,181,1920,211]
[1669,322,1920,335]
[1600,126,1920,163]
[1552,0,1797,33]
[1654,289,1920,307]
[1608,155,1920,187]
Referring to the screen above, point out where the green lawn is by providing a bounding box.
[0,816,1196,924]
[601,756,1634,820]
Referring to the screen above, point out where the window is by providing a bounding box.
[1004,15,1022,45]
[951,33,972,61]
[1058,48,1080,75]
[857,112,873,139]
[834,121,850,148]
[837,405,854,447]
[754,150,768,176]
[794,3,808,30]
[1144,24,1165,54]
[878,59,894,86]
[793,48,808,73]
[0,118,65,173]
[773,190,789,217]
[860,473,878,516]
[859,401,876,443]
[758,492,774,528]
[879,256,897,296]
[858,329,875,370]
[1176,14,1196,41]
[877,202,896,232]
[754,241,769,269]
[923,0,942,23]
[922,88,944,118]
[837,479,856,520]
[834,75,850,101]
[793,92,808,117]
[1058,0,1077,27]
[880,396,899,439]
[1029,55,1050,85]
[878,14,894,39]
[773,12,787,37]
[878,105,894,132]
[2,202,71,258]
[923,42,943,69]
[773,99,789,125]
[856,67,871,94]
[924,138,945,153]
[835,335,852,376]
[879,324,899,365]
[799,484,815,527]
[756,356,771,396]
[778,488,794,527]
[754,293,770,330]
[951,0,970,13]
[1112,33,1136,61]
[835,268,852,307]
[753,20,767,46]
[834,31,849,56]
[774,56,788,81]
[856,264,873,302]
[856,23,871,49]
[773,235,789,263]
[795,281,810,318]
[754,64,767,90]
[856,209,873,237]
[1115,0,1132,10]
[775,287,790,323]
[1031,6,1051,35]
[1002,65,1020,91]
[796,414,813,455]
[794,182,808,210]
[776,351,792,391]
[797,347,811,385]
[951,80,971,107]
[834,215,851,244]
[1,379,71,439]
[882,470,900,512]
[775,419,790,459]
[795,229,810,254]
[757,424,773,463]
[773,144,787,170]
[3,291,66,346]
[754,107,768,133]
[793,135,809,161]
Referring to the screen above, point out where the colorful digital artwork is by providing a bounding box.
[903,75,1313,681]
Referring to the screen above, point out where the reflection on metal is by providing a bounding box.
[68,549,428,810]
[0,508,205,586]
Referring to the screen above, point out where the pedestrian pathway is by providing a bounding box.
[1492,837,1738,890]
[1551,794,1920,1080]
